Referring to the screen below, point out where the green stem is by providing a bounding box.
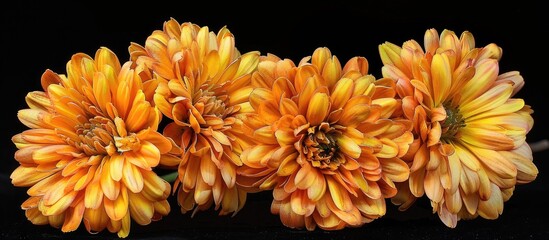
[161,171,179,182]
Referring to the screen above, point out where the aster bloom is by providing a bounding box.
[237,47,414,230]
[11,47,174,238]
[379,28,538,227]
[129,18,260,216]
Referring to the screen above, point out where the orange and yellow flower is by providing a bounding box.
[11,47,175,238]
[237,47,414,230]
[129,18,260,216]
[379,28,538,227]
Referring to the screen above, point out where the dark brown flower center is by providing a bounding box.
[302,123,344,170]
[440,103,465,143]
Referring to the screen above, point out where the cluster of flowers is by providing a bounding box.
[11,18,539,238]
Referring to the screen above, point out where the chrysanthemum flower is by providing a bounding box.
[237,47,414,230]
[378,28,538,227]
[11,47,175,238]
[129,18,260,216]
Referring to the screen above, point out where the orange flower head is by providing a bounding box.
[129,18,260,216]
[379,28,538,227]
[237,47,414,230]
[11,47,174,238]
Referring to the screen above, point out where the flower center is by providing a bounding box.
[440,103,465,143]
[199,93,228,116]
[114,133,140,153]
[187,87,240,132]
[302,123,344,170]
[195,87,238,118]
[74,116,117,155]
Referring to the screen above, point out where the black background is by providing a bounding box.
[1,1,548,239]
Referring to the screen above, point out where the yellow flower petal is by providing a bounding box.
[306,92,330,126]
[294,162,316,189]
[122,160,144,193]
[381,157,410,182]
[128,192,155,225]
[431,54,452,106]
[330,78,354,110]
[460,59,499,103]
[326,176,352,211]
[471,147,517,179]
[460,83,513,119]
[424,170,443,203]
[290,190,315,216]
[477,183,503,219]
[336,134,361,159]
[61,202,85,232]
[460,125,515,150]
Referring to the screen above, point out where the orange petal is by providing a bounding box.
[336,134,361,159]
[431,54,451,105]
[92,72,112,116]
[437,204,457,228]
[472,148,517,179]
[477,183,503,219]
[379,43,405,72]
[141,170,169,200]
[447,153,461,194]
[62,201,85,232]
[294,162,316,189]
[122,160,144,193]
[109,154,124,182]
[459,166,480,195]
[125,93,151,132]
[500,150,538,183]
[253,126,278,145]
[371,98,397,119]
[460,125,515,150]
[338,102,371,127]
[277,152,300,177]
[307,171,326,202]
[43,191,77,216]
[32,145,78,164]
[241,145,277,168]
[306,92,330,126]
[409,169,425,197]
[461,190,479,215]
[460,59,498,104]
[10,166,53,187]
[104,187,128,221]
[128,192,154,225]
[26,208,48,225]
[330,78,354,110]
[275,129,298,146]
[181,157,200,192]
[194,173,212,205]
[101,160,121,200]
[461,83,513,119]
[381,157,409,182]
[83,206,109,234]
[279,98,299,116]
[477,168,491,201]
[249,88,275,111]
[278,200,305,229]
[200,153,217,186]
[290,190,315,216]
[117,211,131,238]
[424,170,443,203]
[376,138,399,159]
[326,176,352,211]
